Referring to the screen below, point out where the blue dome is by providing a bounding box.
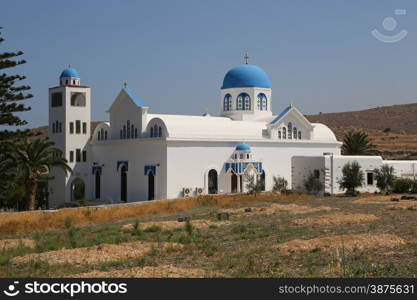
[235,143,251,151]
[221,64,271,89]
[60,68,80,78]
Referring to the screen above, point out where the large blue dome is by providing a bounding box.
[221,64,271,89]
[60,68,80,78]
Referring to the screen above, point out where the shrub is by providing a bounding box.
[185,219,194,236]
[392,178,413,193]
[410,180,417,194]
[338,161,364,196]
[304,172,324,195]
[245,175,263,195]
[64,217,72,229]
[131,219,143,236]
[374,165,395,192]
[143,225,161,233]
[272,176,288,194]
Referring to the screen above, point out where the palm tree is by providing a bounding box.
[9,138,71,210]
[341,131,377,155]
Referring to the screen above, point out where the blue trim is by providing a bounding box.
[224,162,262,174]
[92,166,102,175]
[144,165,156,175]
[235,143,251,151]
[117,161,129,171]
[270,105,293,124]
[60,68,80,78]
[123,87,144,106]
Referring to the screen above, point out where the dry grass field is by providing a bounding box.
[1,193,417,278]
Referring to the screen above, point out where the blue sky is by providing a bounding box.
[2,0,417,128]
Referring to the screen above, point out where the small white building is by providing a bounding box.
[48,61,417,207]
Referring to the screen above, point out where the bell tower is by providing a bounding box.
[48,67,91,208]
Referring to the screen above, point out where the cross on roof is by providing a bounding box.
[244,52,250,64]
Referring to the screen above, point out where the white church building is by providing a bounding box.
[48,61,417,207]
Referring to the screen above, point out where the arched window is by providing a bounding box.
[223,94,232,111]
[126,121,130,139]
[153,125,158,137]
[283,127,287,139]
[131,125,134,138]
[288,122,292,139]
[240,153,244,159]
[100,128,104,140]
[150,127,154,138]
[293,127,297,140]
[55,121,59,133]
[257,93,267,111]
[298,131,302,139]
[237,95,243,110]
[52,123,55,133]
[105,130,108,140]
[237,93,250,110]
[158,126,162,137]
[278,130,281,139]
[59,122,62,133]
[134,128,138,138]
[208,169,218,194]
[123,125,126,139]
[98,131,101,141]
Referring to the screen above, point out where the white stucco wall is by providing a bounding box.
[166,140,341,199]
[90,138,167,203]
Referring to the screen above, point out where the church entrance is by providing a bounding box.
[231,173,238,193]
[70,178,85,202]
[148,171,155,200]
[95,171,101,199]
[260,170,265,191]
[120,165,127,202]
[208,169,218,194]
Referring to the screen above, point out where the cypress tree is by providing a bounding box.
[0,27,33,141]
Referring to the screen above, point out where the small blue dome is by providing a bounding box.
[235,143,251,151]
[222,64,271,89]
[60,68,80,78]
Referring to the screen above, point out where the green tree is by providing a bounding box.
[273,176,288,193]
[341,131,376,155]
[373,165,395,192]
[0,27,33,141]
[392,178,412,194]
[9,138,72,210]
[245,174,263,195]
[303,172,324,195]
[338,161,364,196]
[0,28,33,208]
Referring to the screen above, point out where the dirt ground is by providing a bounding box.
[1,193,417,278]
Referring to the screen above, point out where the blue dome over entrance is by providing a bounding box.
[235,143,251,151]
[221,64,271,89]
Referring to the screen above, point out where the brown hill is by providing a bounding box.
[30,103,417,159]
[306,103,417,134]
[306,103,417,159]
